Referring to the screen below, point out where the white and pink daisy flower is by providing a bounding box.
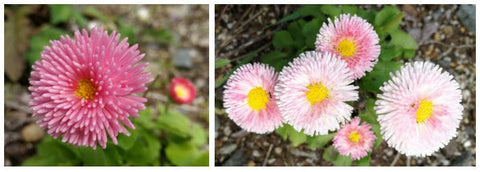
[275,51,358,136]
[333,117,376,160]
[223,63,283,134]
[29,27,153,149]
[315,14,380,79]
[375,61,463,156]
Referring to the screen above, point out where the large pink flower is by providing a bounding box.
[315,14,380,79]
[375,61,463,156]
[275,51,358,136]
[29,27,153,149]
[333,117,376,160]
[223,63,283,134]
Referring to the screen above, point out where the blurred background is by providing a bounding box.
[214,4,475,166]
[4,4,209,166]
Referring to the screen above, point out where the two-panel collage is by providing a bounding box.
[2,2,478,171]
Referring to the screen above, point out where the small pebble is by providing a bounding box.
[219,144,237,155]
[21,123,45,142]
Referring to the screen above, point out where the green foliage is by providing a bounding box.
[49,5,87,26]
[359,60,402,94]
[275,124,307,147]
[22,104,208,166]
[306,133,334,149]
[215,59,231,69]
[25,26,69,66]
[322,145,352,166]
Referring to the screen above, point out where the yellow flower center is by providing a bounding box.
[416,99,433,123]
[174,85,189,99]
[247,87,269,111]
[349,131,361,143]
[74,79,96,100]
[337,39,356,57]
[305,82,329,105]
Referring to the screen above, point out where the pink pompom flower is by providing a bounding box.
[223,63,283,134]
[28,27,153,149]
[170,77,196,104]
[375,61,463,156]
[315,14,380,79]
[333,117,376,160]
[275,51,358,136]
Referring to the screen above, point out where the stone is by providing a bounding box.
[452,151,473,166]
[173,49,193,68]
[274,147,282,155]
[219,144,237,155]
[223,126,232,136]
[456,5,476,33]
[252,150,260,157]
[21,123,45,142]
[222,149,248,166]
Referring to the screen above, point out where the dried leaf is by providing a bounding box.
[4,7,31,82]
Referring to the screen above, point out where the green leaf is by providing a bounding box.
[103,146,123,165]
[339,5,357,15]
[191,151,209,166]
[307,133,334,149]
[322,145,339,162]
[78,147,107,166]
[156,105,191,138]
[82,7,109,22]
[358,99,378,124]
[390,30,417,50]
[287,21,306,49]
[302,18,322,49]
[334,155,353,166]
[23,136,79,166]
[275,125,289,140]
[289,130,308,147]
[117,22,138,45]
[260,51,289,72]
[274,124,307,146]
[136,108,156,130]
[191,123,207,146]
[320,5,341,17]
[297,5,324,18]
[25,26,69,65]
[371,123,383,148]
[215,59,231,69]
[139,128,161,161]
[165,142,199,165]
[403,49,416,59]
[124,138,151,165]
[49,5,73,24]
[117,127,138,150]
[359,60,402,94]
[71,11,87,27]
[375,6,402,33]
[273,31,294,49]
[142,28,172,45]
[276,5,324,24]
[355,155,371,166]
[379,45,402,61]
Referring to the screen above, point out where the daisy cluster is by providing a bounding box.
[223,14,463,160]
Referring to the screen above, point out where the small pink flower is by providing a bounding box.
[29,27,153,149]
[275,51,358,135]
[223,63,283,134]
[333,117,376,160]
[169,77,196,104]
[316,14,380,79]
[375,61,463,156]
